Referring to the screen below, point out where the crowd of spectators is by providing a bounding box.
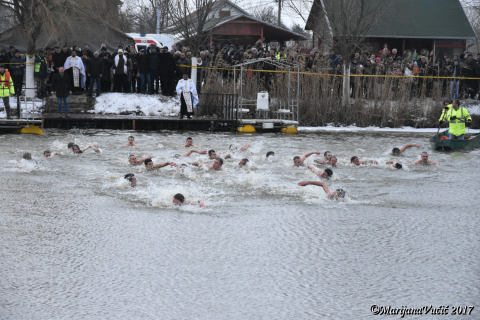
[1,41,480,101]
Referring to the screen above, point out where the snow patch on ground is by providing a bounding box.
[298,125,480,134]
[0,97,44,118]
[93,93,181,117]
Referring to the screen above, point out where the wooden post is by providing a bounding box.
[133,119,136,130]
[261,26,264,46]
[211,120,214,133]
[41,119,44,130]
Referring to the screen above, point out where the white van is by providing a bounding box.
[126,33,176,52]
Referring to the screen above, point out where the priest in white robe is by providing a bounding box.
[176,72,199,119]
[64,50,86,94]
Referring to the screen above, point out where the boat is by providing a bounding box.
[430,130,480,151]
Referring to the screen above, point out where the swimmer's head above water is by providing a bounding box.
[68,142,75,149]
[23,152,32,160]
[335,189,346,198]
[266,151,275,158]
[238,158,249,167]
[173,193,185,205]
[392,147,400,156]
[324,168,333,177]
[124,173,137,187]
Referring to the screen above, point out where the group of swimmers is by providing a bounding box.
[22,135,439,206]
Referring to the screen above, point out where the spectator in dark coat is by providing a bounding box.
[176,53,191,78]
[148,47,160,94]
[51,66,71,115]
[159,46,177,96]
[7,46,16,60]
[101,52,113,93]
[136,49,151,94]
[0,49,10,65]
[52,47,67,73]
[9,51,25,96]
[87,51,104,97]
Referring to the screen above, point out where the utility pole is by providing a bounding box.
[156,0,161,33]
[278,0,281,26]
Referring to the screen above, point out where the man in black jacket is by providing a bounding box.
[159,46,177,96]
[136,49,151,94]
[51,67,72,115]
[87,51,104,97]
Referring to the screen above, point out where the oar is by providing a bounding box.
[437,108,448,135]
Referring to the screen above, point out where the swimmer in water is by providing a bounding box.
[238,158,249,167]
[308,165,333,178]
[124,136,137,147]
[124,173,137,187]
[293,151,321,167]
[182,148,207,157]
[391,144,422,156]
[22,153,37,164]
[298,180,346,200]
[266,151,275,158]
[129,154,153,165]
[71,144,100,154]
[207,149,231,160]
[172,193,206,208]
[173,163,188,177]
[414,151,439,165]
[181,137,195,147]
[386,160,403,169]
[43,150,58,158]
[314,151,332,164]
[351,156,378,166]
[144,158,177,171]
[190,157,224,171]
[229,143,251,152]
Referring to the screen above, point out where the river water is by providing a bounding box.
[1,130,479,319]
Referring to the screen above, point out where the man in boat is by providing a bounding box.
[297,180,345,200]
[124,173,137,187]
[439,99,472,140]
[351,156,378,165]
[293,151,321,167]
[176,72,198,119]
[391,144,422,156]
[438,98,452,123]
[144,158,177,171]
[308,165,333,178]
[414,152,439,165]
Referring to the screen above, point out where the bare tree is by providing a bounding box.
[286,0,386,59]
[167,0,231,53]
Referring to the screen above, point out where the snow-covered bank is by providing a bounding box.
[93,93,180,117]
[299,125,480,134]
[0,97,44,118]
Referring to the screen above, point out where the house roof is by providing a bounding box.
[208,15,310,41]
[166,9,309,42]
[306,0,477,40]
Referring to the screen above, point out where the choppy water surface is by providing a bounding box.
[1,130,479,319]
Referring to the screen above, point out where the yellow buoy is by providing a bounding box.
[242,124,256,133]
[281,127,286,133]
[237,126,244,133]
[285,126,298,134]
[19,125,43,135]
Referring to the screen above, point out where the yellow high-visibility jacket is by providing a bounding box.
[446,107,472,136]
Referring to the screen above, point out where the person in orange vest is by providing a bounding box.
[0,64,15,119]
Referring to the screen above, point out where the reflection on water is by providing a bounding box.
[0,130,479,319]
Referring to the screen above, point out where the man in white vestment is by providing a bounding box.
[176,72,199,119]
[64,50,86,94]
